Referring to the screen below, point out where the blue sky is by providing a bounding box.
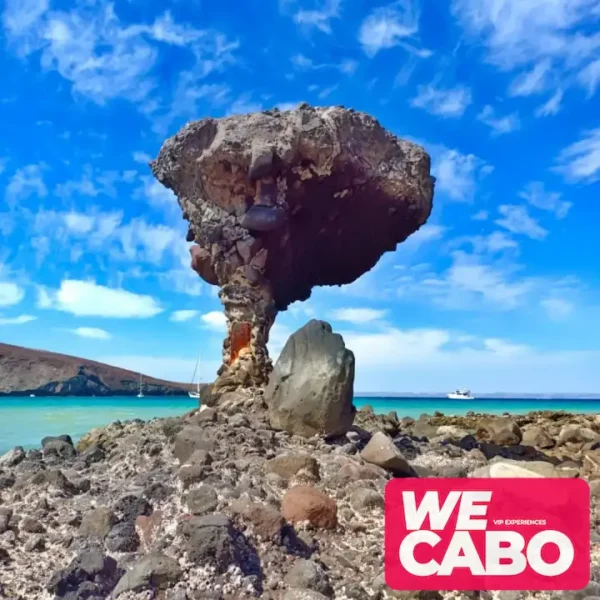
[1,0,599,394]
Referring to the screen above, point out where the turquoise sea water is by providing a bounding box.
[0,395,599,454]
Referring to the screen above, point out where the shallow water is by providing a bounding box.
[1,395,599,454]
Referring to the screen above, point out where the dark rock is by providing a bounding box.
[266,320,355,438]
[248,144,275,180]
[173,426,213,463]
[24,534,45,552]
[0,446,26,467]
[190,245,219,285]
[349,488,384,512]
[193,408,217,424]
[0,472,15,489]
[241,205,286,232]
[112,552,181,596]
[284,559,332,596]
[42,434,74,447]
[232,500,284,540]
[79,507,116,540]
[477,417,522,446]
[179,463,208,489]
[105,521,140,552]
[81,445,105,464]
[186,485,219,515]
[360,432,411,476]
[20,516,45,533]
[43,439,77,459]
[29,469,78,495]
[176,514,240,571]
[47,549,121,599]
[113,494,152,524]
[265,454,320,481]
[411,417,438,440]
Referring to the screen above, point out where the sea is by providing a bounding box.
[1,395,599,455]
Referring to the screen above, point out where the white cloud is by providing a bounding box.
[340,325,600,393]
[5,163,47,205]
[71,327,111,340]
[477,105,520,135]
[496,205,549,240]
[432,147,489,201]
[64,212,95,234]
[0,314,36,325]
[578,59,600,97]
[0,282,24,307]
[42,279,163,318]
[541,297,575,320]
[170,309,200,322]
[133,151,152,164]
[2,2,238,119]
[411,83,472,118]
[227,94,262,116]
[293,0,341,34]
[452,231,519,255]
[201,311,227,332]
[55,166,122,199]
[329,307,388,324]
[276,101,304,111]
[452,0,600,101]
[290,54,358,75]
[555,128,600,183]
[519,181,572,218]
[508,59,552,97]
[395,251,537,311]
[535,89,564,117]
[359,1,429,58]
[35,285,53,308]
[472,210,489,221]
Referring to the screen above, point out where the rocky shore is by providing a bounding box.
[2,392,600,600]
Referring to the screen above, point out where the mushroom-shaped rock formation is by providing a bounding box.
[151,104,434,393]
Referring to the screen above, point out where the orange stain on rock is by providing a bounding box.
[230,321,252,363]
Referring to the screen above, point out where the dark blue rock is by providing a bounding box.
[241,206,286,232]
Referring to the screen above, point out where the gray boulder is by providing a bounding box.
[0,446,25,467]
[265,320,355,438]
[112,553,181,597]
[360,432,411,476]
[477,417,522,446]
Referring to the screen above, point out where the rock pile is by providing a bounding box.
[2,400,600,599]
[151,105,434,393]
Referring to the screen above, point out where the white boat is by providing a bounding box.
[29,393,36,398]
[447,388,475,400]
[189,354,201,399]
[137,373,144,398]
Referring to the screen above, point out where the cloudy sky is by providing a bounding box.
[1,0,599,394]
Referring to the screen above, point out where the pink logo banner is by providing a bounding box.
[385,478,590,591]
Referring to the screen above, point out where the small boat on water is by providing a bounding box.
[189,354,201,399]
[29,393,35,398]
[447,388,475,400]
[137,373,144,398]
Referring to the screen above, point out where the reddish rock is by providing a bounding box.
[281,486,337,530]
[230,321,252,364]
[232,499,284,540]
[135,510,163,552]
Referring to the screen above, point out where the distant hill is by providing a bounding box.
[0,342,200,397]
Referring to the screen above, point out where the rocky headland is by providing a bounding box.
[0,343,197,397]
